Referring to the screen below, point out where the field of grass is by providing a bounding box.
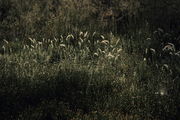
[0,31,179,120]
[0,0,180,120]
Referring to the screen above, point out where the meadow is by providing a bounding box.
[0,0,180,120]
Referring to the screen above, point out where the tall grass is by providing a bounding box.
[0,31,179,119]
[0,0,180,119]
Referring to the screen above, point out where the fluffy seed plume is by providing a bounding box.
[101,40,109,45]
[60,44,66,48]
[3,39,9,44]
[66,34,74,41]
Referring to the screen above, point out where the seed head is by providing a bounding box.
[101,40,109,45]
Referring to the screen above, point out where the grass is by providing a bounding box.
[0,31,179,120]
[0,0,180,119]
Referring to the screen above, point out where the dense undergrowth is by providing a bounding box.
[0,0,180,120]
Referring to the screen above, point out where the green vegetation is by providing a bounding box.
[0,0,180,120]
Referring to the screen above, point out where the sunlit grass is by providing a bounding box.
[0,31,179,119]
